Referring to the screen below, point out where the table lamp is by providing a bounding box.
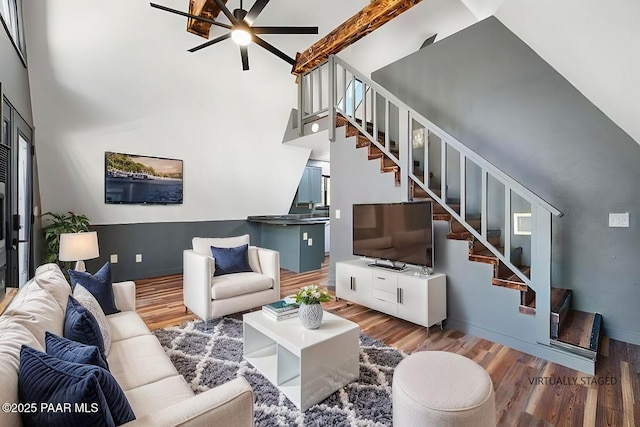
[58,231,99,272]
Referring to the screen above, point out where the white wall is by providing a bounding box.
[338,0,478,78]
[23,0,367,225]
[496,0,640,145]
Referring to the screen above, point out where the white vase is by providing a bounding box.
[298,303,323,329]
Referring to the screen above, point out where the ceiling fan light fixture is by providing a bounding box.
[231,27,252,46]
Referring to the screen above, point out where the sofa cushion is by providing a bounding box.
[64,296,105,354]
[33,263,72,312]
[124,375,194,420]
[192,234,250,256]
[69,262,120,315]
[18,345,136,427]
[211,244,253,276]
[45,331,110,371]
[107,335,180,391]
[74,284,112,355]
[211,272,274,300]
[0,317,43,427]
[107,311,152,342]
[3,281,66,346]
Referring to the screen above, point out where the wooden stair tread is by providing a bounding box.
[468,248,500,265]
[451,218,481,233]
[557,310,595,348]
[496,255,526,277]
[551,311,602,360]
[492,265,530,292]
[447,228,500,241]
[470,239,502,255]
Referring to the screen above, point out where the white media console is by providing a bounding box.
[336,259,446,328]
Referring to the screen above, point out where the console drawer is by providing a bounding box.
[372,288,397,304]
[372,294,397,316]
[372,272,397,293]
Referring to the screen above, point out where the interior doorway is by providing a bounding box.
[2,96,33,288]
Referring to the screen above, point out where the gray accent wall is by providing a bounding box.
[86,220,260,282]
[370,17,640,345]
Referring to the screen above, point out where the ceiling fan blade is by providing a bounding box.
[245,0,270,25]
[188,33,232,52]
[150,3,231,30]
[253,35,295,65]
[240,46,250,71]
[252,26,318,35]
[211,0,238,24]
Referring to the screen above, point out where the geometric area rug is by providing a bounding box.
[153,314,407,426]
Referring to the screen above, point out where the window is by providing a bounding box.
[0,0,26,61]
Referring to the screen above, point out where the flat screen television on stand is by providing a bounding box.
[352,201,433,274]
[105,152,183,205]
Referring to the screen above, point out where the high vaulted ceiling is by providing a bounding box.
[22,0,640,224]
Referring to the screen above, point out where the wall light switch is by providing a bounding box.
[308,238,313,246]
[135,254,143,263]
[609,212,629,227]
[110,254,118,264]
[303,232,308,240]
[335,209,341,219]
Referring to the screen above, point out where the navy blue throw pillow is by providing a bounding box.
[45,331,109,372]
[18,345,135,427]
[64,296,105,354]
[210,244,253,276]
[69,262,120,315]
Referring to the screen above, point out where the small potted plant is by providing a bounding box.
[295,285,331,329]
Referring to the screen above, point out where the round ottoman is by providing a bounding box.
[392,351,495,426]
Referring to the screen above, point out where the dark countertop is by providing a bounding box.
[247,214,330,225]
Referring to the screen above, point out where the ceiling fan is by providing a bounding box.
[150,0,318,71]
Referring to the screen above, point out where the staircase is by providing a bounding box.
[298,56,602,372]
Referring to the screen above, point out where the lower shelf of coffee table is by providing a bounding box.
[243,311,359,411]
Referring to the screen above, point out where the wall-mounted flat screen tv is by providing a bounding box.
[105,151,183,205]
[353,201,433,269]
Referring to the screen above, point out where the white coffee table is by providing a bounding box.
[243,310,360,411]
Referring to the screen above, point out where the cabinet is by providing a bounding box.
[336,260,446,328]
[336,262,373,308]
[295,166,322,204]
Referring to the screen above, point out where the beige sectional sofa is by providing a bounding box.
[0,263,254,427]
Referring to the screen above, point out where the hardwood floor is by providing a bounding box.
[0,288,18,314]
[135,259,639,427]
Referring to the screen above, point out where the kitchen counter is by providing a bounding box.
[247,215,328,273]
[247,214,329,225]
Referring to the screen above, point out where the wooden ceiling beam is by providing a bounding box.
[291,0,422,76]
[187,0,228,39]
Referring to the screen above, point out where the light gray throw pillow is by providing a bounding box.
[73,284,112,356]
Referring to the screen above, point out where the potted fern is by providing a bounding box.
[41,212,90,270]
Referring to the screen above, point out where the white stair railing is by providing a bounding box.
[298,55,563,341]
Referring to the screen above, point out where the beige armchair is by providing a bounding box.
[183,234,280,320]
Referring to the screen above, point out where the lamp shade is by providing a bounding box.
[59,232,100,262]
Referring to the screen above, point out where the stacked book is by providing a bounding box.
[262,299,300,321]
